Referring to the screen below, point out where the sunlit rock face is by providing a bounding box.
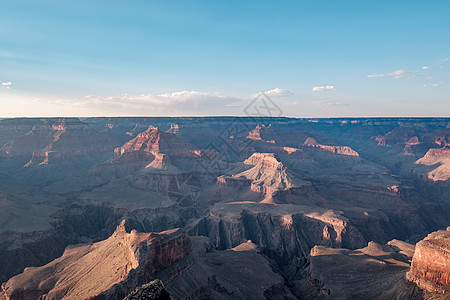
[303,137,360,156]
[407,227,450,293]
[114,125,198,159]
[0,221,191,300]
[416,148,450,181]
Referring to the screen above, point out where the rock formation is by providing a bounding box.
[300,240,416,299]
[189,202,366,262]
[123,279,172,300]
[163,238,295,299]
[114,125,198,159]
[416,148,450,181]
[303,137,359,156]
[407,227,450,293]
[0,118,113,165]
[217,153,312,203]
[130,153,194,193]
[1,221,191,300]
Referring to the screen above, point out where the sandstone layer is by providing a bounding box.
[1,221,191,300]
[407,227,450,294]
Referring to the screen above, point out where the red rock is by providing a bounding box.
[304,137,359,156]
[0,220,192,300]
[407,227,450,293]
[415,148,450,181]
[114,125,198,159]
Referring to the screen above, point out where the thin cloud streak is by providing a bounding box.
[423,82,442,89]
[367,69,417,79]
[312,85,335,92]
[261,88,293,97]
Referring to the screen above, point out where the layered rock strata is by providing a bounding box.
[1,221,191,300]
[407,227,450,293]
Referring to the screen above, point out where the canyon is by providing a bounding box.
[0,117,449,299]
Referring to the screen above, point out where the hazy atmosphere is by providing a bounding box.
[1,0,449,117]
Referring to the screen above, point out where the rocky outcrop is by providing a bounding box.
[0,118,113,166]
[1,221,192,300]
[216,175,251,188]
[313,181,434,241]
[226,153,311,199]
[243,153,297,195]
[403,136,421,155]
[301,241,414,299]
[164,238,295,299]
[107,125,216,186]
[304,137,359,156]
[213,153,315,205]
[165,124,179,135]
[243,152,283,168]
[374,127,418,146]
[114,125,198,159]
[123,279,172,300]
[130,153,195,192]
[435,135,450,148]
[189,202,366,264]
[407,227,450,293]
[417,148,450,165]
[415,148,450,181]
[247,123,275,144]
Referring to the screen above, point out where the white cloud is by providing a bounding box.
[262,88,293,97]
[312,85,335,92]
[25,89,295,116]
[367,69,416,79]
[423,82,441,89]
[0,81,12,89]
[420,58,449,71]
[49,90,252,116]
[83,91,241,111]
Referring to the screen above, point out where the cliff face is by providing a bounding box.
[240,153,298,195]
[189,202,366,263]
[0,118,113,165]
[114,125,198,159]
[300,240,414,299]
[304,137,359,156]
[1,221,191,300]
[407,227,450,293]
[416,148,450,181]
[216,153,313,203]
[164,238,295,300]
[130,153,194,192]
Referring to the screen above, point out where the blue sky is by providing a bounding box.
[0,0,449,117]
